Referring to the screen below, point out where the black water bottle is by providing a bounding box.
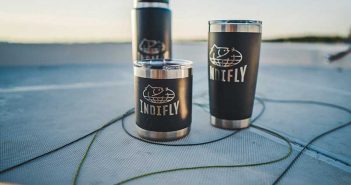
[132,0,172,61]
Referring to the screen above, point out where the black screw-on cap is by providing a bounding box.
[137,0,169,3]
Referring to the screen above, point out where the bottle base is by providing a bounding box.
[136,126,190,141]
[210,116,250,129]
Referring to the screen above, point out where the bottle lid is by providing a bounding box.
[137,0,169,3]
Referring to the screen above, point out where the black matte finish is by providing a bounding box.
[208,32,261,120]
[133,8,172,60]
[135,76,192,132]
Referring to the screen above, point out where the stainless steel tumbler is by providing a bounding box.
[134,59,192,141]
[132,0,172,61]
[208,20,262,129]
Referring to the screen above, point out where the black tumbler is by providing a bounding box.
[134,59,192,141]
[208,20,262,129]
[132,0,172,61]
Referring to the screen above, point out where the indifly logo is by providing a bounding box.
[142,85,175,104]
[138,38,165,57]
[209,44,247,83]
[209,44,242,67]
[140,85,179,116]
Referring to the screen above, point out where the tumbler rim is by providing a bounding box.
[209,20,262,33]
[209,20,262,25]
[134,59,193,79]
[134,59,193,69]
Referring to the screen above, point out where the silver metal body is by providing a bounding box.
[211,116,250,129]
[209,20,262,129]
[134,59,192,141]
[209,20,262,33]
[134,61,192,79]
[136,126,190,141]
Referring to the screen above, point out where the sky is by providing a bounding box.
[0,0,350,43]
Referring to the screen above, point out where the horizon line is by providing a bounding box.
[0,34,348,44]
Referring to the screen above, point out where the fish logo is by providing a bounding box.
[138,38,166,55]
[143,85,175,104]
[209,44,242,67]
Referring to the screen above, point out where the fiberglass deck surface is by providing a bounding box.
[0,42,350,185]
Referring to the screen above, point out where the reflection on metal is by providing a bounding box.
[136,125,190,141]
[209,20,262,33]
[210,116,250,129]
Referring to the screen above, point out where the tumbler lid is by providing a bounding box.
[134,0,169,8]
[134,59,192,79]
[137,0,169,3]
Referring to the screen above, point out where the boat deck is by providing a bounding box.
[0,42,350,185]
